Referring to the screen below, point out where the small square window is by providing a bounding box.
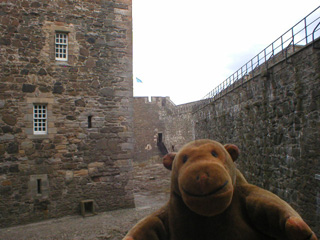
[55,33,68,61]
[33,104,47,135]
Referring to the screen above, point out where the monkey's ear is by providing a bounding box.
[224,144,240,162]
[163,152,176,170]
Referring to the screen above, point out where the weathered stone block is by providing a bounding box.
[2,126,13,133]
[2,115,17,126]
[87,38,95,44]
[66,116,76,120]
[53,82,64,94]
[20,69,29,75]
[75,99,85,107]
[30,1,41,7]
[89,133,104,139]
[0,144,5,155]
[100,87,114,97]
[39,86,51,92]
[6,142,19,154]
[0,185,11,194]
[74,169,88,177]
[88,162,104,168]
[9,164,19,173]
[30,58,40,63]
[22,84,36,92]
[21,141,33,150]
[38,68,47,76]
[120,142,133,150]
[1,180,12,186]
[79,48,89,57]
[85,58,96,68]
[55,145,67,150]
[96,139,108,150]
[0,100,5,108]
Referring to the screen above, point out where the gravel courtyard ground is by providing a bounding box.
[0,161,171,240]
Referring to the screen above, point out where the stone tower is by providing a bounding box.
[0,0,134,227]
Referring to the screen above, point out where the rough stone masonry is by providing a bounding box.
[0,0,134,227]
[192,42,320,236]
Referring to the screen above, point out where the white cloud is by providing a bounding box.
[133,0,320,105]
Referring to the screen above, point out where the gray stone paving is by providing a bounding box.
[0,205,158,240]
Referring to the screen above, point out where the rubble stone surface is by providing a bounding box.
[0,161,171,240]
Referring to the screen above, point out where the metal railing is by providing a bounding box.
[196,6,320,111]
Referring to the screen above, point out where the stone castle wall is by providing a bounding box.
[133,97,167,162]
[0,0,134,227]
[163,101,197,151]
[193,42,320,234]
[133,97,195,162]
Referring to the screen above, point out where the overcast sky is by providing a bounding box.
[132,1,320,105]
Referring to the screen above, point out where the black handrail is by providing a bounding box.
[313,21,320,49]
[196,6,320,112]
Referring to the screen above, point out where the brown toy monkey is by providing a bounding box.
[123,139,317,240]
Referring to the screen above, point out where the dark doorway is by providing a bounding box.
[157,133,168,155]
[157,133,162,143]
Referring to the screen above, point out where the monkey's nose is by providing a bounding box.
[196,172,209,183]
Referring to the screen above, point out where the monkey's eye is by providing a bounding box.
[211,151,218,157]
[182,155,188,163]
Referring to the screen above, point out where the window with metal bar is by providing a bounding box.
[55,32,68,61]
[33,104,47,135]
